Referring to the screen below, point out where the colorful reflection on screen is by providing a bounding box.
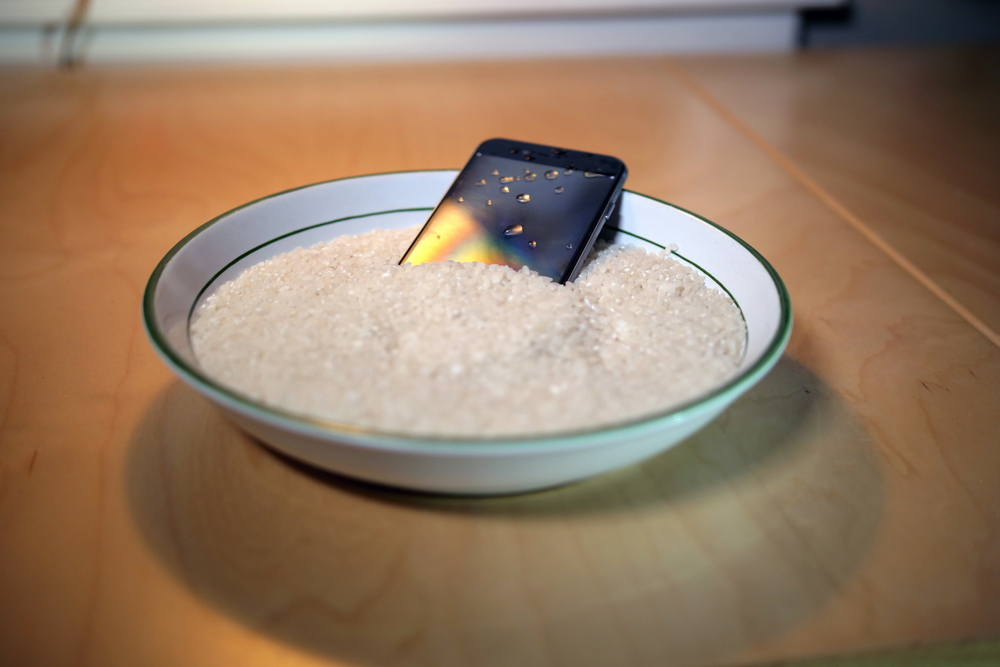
[401,152,621,283]
[400,200,521,269]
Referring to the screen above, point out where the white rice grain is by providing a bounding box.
[190,226,745,437]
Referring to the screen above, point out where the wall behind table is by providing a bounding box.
[0,0,843,65]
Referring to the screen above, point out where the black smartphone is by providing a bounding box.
[400,138,627,284]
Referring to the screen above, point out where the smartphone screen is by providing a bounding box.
[400,139,627,284]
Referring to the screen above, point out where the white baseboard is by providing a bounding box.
[0,12,799,66]
[0,27,65,64]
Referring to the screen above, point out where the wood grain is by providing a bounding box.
[676,47,1000,339]
[0,56,998,667]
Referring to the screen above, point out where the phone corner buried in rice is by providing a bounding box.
[400,138,628,284]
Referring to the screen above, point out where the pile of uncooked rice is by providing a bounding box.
[191,226,745,437]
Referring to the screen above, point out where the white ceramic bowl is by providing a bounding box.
[143,171,791,495]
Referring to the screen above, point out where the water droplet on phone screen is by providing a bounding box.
[476,179,486,186]
[565,243,574,249]
[529,240,537,248]
[486,199,492,206]
[457,196,464,202]
[554,186,564,193]
[500,176,514,183]
[544,170,559,180]
[564,168,574,175]
[492,169,499,175]
[584,171,604,178]
[500,186,510,193]
[516,194,530,203]
[524,173,537,181]
[503,224,523,237]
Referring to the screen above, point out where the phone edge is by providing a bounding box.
[561,165,628,284]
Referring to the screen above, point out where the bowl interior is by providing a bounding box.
[145,170,790,443]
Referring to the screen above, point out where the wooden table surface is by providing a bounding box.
[1,47,998,667]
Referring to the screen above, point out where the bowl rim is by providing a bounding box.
[142,169,792,452]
